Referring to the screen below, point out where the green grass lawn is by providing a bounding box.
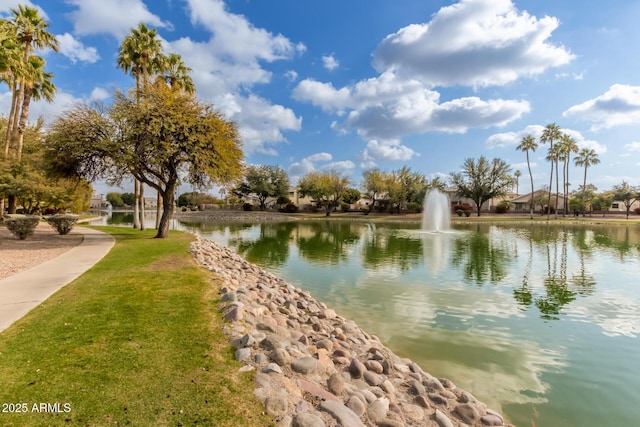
[0,227,272,427]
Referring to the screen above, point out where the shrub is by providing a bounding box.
[464,210,472,217]
[456,209,464,217]
[4,215,41,240]
[242,203,253,211]
[283,203,298,213]
[496,205,509,214]
[634,207,640,215]
[46,214,78,235]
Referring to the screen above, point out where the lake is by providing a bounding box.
[92,214,640,427]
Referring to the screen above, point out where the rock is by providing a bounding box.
[367,398,389,423]
[240,333,256,347]
[261,335,286,351]
[262,363,283,374]
[435,409,455,427]
[292,413,326,427]
[316,338,333,351]
[327,373,345,395]
[319,400,366,427]
[481,414,505,426]
[425,377,445,392]
[409,381,426,396]
[235,347,251,361]
[455,403,481,424]
[414,395,430,409]
[254,353,268,364]
[291,357,318,375]
[428,393,448,406]
[377,420,405,427]
[380,380,395,394]
[264,396,288,416]
[363,370,383,386]
[319,308,337,319]
[271,348,292,366]
[297,379,340,402]
[224,302,244,321]
[346,395,366,416]
[364,360,384,374]
[349,358,366,378]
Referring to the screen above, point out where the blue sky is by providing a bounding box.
[1,0,639,197]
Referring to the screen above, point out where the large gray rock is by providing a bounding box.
[455,403,481,424]
[264,396,288,416]
[319,400,366,427]
[292,413,326,427]
[367,398,389,423]
[291,357,318,375]
[435,409,455,427]
[349,358,366,379]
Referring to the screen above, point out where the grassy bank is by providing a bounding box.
[0,227,271,427]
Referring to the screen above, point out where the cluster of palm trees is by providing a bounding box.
[116,23,195,230]
[0,5,58,213]
[517,123,600,219]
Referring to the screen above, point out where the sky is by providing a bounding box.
[1,0,639,197]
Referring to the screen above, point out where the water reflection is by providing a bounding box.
[92,214,640,427]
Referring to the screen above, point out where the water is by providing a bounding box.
[422,189,451,232]
[91,214,640,427]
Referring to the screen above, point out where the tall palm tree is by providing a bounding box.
[514,170,522,194]
[540,123,562,219]
[574,148,600,216]
[16,55,55,161]
[559,134,578,216]
[117,24,163,230]
[5,5,58,161]
[158,53,195,94]
[516,134,538,219]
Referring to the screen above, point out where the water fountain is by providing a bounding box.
[422,189,451,232]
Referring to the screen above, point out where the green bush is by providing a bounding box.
[46,214,78,235]
[4,215,41,240]
[456,209,464,217]
[283,203,298,213]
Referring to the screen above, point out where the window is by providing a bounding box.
[612,203,619,209]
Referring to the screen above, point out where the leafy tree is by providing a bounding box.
[450,156,514,216]
[234,165,290,211]
[540,123,562,219]
[298,170,349,217]
[117,23,164,230]
[574,148,600,216]
[361,168,387,214]
[121,192,135,206]
[46,81,244,238]
[611,181,640,219]
[177,191,218,208]
[386,166,426,213]
[106,192,124,207]
[342,187,361,206]
[513,170,521,194]
[516,134,538,219]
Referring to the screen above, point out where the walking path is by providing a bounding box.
[0,227,115,333]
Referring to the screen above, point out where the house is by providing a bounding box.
[510,190,567,213]
[443,187,519,212]
[89,195,110,209]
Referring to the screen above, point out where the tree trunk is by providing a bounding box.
[554,160,559,219]
[8,194,16,214]
[133,179,141,229]
[581,167,587,217]
[155,192,162,229]
[155,185,175,239]
[527,152,534,220]
[139,182,146,230]
[547,143,553,220]
[16,85,33,162]
[3,81,18,160]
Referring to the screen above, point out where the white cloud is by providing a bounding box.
[0,88,77,125]
[0,1,47,18]
[624,142,640,152]
[306,152,332,162]
[322,54,339,71]
[322,160,355,171]
[486,124,545,148]
[288,159,315,178]
[90,87,110,101]
[57,33,100,64]
[373,0,574,88]
[216,94,301,155]
[284,70,298,82]
[66,0,169,39]
[295,71,529,141]
[361,140,417,162]
[563,84,640,130]
[561,128,607,155]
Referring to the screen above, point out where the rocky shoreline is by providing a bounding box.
[190,237,513,427]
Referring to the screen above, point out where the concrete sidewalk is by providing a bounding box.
[0,227,115,333]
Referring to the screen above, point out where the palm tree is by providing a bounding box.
[514,170,522,194]
[4,5,58,161]
[574,148,600,216]
[158,53,195,94]
[516,134,538,219]
[546,144,563,216]
[540,123,562,219]
[558,134,578,216]
[16,55,55,161]
[117,24,163,230]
